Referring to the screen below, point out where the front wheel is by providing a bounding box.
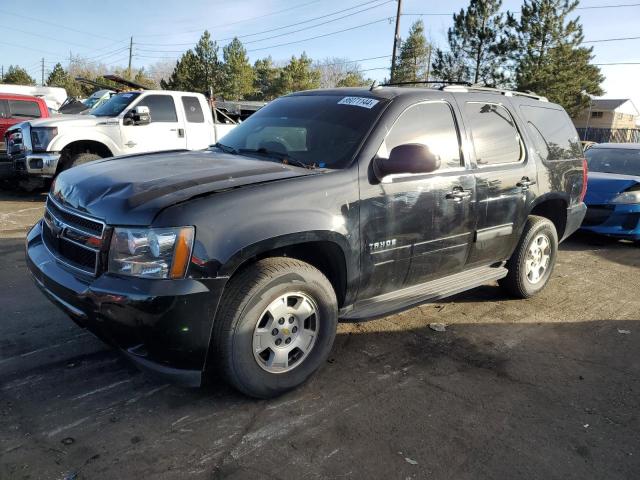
[499,216,558,298]
[212,258,338,398]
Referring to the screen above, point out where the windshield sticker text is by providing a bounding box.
[338,97,379,109]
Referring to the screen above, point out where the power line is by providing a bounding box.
[584,35,640,43]
[0,9,118,42]
[134,0,326,38]
[247,17,394,53]
[402,2,640,17]
[137,0,394,51]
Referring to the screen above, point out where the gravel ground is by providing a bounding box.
[1,189,639,480]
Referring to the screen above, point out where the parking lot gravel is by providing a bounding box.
[1,189,639,480]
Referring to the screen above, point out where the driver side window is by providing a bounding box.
[378,102,463,171]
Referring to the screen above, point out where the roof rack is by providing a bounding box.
[442,84,548,102]
[381,80,473,87]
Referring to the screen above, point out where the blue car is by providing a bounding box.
[582,143,640,242]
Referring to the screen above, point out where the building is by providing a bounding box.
[573,98,639,130]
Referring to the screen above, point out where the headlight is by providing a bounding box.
[612,187,640,204]
[31,127,58,152]
[108,226,194,279]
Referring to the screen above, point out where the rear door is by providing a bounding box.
[458,95,537,266]
[121,94,187,154]
[181,95,213,149]
[0,100,10,146]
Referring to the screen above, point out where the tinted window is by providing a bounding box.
[136,95,178,123]
[585,148,640,176]
[378,102,462,171]
[0,100,8,119]
[9,100,41,118]
[217,95,388,169]
[520,105,581,160]
[464,102,523,165]
[182,96,204,123]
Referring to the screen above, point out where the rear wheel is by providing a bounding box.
[499,216,558,298]
[212,258,338,398]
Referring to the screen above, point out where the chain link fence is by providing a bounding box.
[577,128,640,143]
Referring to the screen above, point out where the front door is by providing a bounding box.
[456,96,537,266]
[358,99,476,300]
[121,94,187,154]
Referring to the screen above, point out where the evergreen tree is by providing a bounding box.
[276,53,321,94]
[221,38,254,100]
[251,57,281,100]
[46,63,69,88]
[432,0,511,86]
[509,0,603,117]
[2,66,36,86]
[394,20,432,83]
[162,31,222,94]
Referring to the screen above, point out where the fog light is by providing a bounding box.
[29,158,43,169]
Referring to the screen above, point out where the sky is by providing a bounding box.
[1,0,639,110]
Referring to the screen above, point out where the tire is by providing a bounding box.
[67,152,101,170]
[499,215,558,299]
[212,257,338,398]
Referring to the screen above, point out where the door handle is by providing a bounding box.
[517,177,537,189]
[445,187,472,201]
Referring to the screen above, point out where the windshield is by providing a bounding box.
[91,92,140,117]
[215,94,388,169]
[586,148,640,176]
[83,92,105,109]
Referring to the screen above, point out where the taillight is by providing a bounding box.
[579,158,588,202]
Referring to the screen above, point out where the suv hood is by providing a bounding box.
[585,171,640,204]
[51,149,316,225]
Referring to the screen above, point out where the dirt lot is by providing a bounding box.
[1,189,639,480]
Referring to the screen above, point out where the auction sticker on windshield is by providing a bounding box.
[338,97,379,109]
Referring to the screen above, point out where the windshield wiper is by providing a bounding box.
[237,148,316,169]
[213,142,238,154]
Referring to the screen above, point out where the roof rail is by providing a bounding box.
[381,80,472,87]
[443,84,548,102]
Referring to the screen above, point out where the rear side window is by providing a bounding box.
[9,100,41,118]
[136,95,177,123]
[0,100,8,119]
[464,102,523,166]
[520,105,581,160]
[182,96,204,123]
[378,101,462,171]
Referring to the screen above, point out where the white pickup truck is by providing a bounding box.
[4,90,240,180]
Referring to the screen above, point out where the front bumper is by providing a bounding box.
[581,203,640,240]
[11,151,61,177]
[26,220,228,386]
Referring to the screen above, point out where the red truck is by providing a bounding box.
[1,93,49,177]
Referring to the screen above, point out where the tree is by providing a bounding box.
[46,63,69,88]
[221,38,254,100]
[314,57,371,88]
[2,65,36,86]
[250,57,281,100]
[509,0,603,117]
[394,20,432,83]
[162,31,222,94]
[432,0,511,86]
[276,53,321,94]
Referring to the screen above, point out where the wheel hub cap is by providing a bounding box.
[525,233,551,284]
[252,292,319,373]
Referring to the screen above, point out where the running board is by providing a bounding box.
[340,265,508,320]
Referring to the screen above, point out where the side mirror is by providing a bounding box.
[124,106,151,126]
[373,143,441,180]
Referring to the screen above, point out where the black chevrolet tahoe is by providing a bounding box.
[26,85,587,398]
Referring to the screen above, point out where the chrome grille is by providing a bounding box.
[42,197,106,276]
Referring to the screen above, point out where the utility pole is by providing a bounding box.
[127,36,133,79]
[390,0,403,82]
[1,65,3,82]
[41,58,45,86]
